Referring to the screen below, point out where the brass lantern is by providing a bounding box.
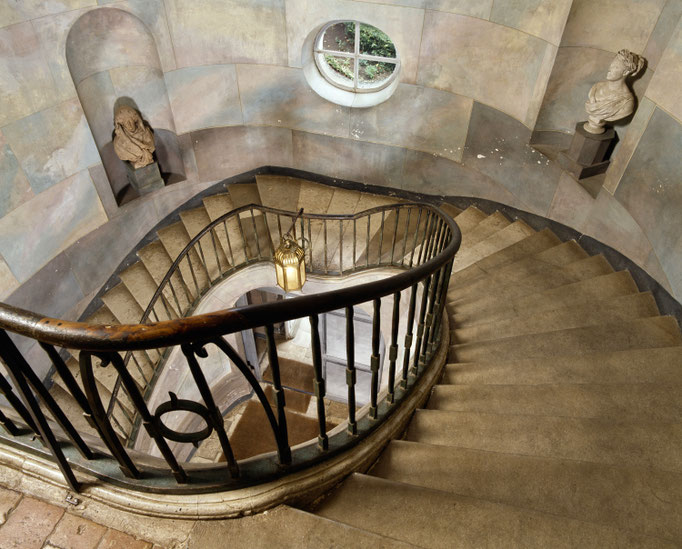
[274,209,306,292]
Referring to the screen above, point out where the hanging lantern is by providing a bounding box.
[274,209,306,292]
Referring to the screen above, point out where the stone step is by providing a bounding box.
[450,270,640,326]
[449,240,592,302]
[314,474,672,549]
[157,221,209,300]
[449,254,614,317]
[118,261,177,321]
[48,383,100,439]
[202,192,250,266]
[441,347,682,386]
[179,206,229,281]
[407,409,682,473]
[100,282,144,325]
[449,228,562,287]
[449,316,681,363]
[255,174,302,212]
[451,292,659,344]
[450,219,535,273]
[452,206,487,234]
[461,210,511,248]
[137,239,192,313]
[297,180,335,214]
[428,381,682,422]
[437,202,462,219]
[227,182,262,208]
[202,192,235,221]
[371,440,682,542]
[185,503,415,548]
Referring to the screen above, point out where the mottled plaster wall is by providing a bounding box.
[1,0,681,323]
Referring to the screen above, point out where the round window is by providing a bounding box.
[313,21,400,94]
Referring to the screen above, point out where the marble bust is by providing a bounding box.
[583,49,645,134]
[113,106,155,169]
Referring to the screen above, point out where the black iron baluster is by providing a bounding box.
[390,209,399,265]
[408,208,423,268]
[276,214,283,242]
[0,332,93,460]
[309,314,328,450]
[195,239,210,281]
[211,337,291,464]
[264,325,292,464]
[428,260,454,356]
[236,212,249,260]
[420,264,442,366]
[186,255,201,298]
[262,212,275,256]
[323,219,329,274]
[209,227,223,273]
[159,292,174,320]
[387,291,400,404]
[338,219,343,273]
[401,207,411,266]
[80,351,140,479]
[369,298,381,420]
[222,220,236,266]
[416,211,434,266]
[39,343,95,428]
[181,343,240,476]
[0,332,82,491]
[104,352,187,483]
[250,208,262,260]
[365,213,371,268]
[377,211,385,265]
[167,277,184,314]
[0,370,38,433]
[401,283,418,388]
[352,218,357,271]
[412,274,432,377]
[307,218,313,267]
[0,409,20,436]
[345,306,357,435]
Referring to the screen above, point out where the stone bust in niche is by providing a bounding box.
[583,49,645,134]
[113,106,155,169]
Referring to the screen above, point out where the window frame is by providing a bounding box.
[313,20,401,94]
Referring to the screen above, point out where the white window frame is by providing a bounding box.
[313,20,401,94]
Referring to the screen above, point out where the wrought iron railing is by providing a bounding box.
[0,201,460,494]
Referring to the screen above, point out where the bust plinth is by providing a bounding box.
[558,122,615,181]
[125,161,164,195]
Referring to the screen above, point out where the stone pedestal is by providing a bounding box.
[558,122,615,180]
[126,162,164,195]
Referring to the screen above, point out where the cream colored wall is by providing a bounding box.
[1,0,681,314]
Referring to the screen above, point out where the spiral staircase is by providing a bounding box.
[0,174,681,548]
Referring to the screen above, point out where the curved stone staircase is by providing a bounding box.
[37,175,682,547]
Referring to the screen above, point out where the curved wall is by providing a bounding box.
[0,0,681,318]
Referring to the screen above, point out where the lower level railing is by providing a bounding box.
[0,201,459,494]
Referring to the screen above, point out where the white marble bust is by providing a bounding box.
[583,49,645,134]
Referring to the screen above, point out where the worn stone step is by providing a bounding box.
[407,409,682,473]
[180,206,228,281]
[100,283,144,325]
[451,219,536,273]
[437,202,462,219]
[256,175,302,212]
[449,240,593,302]
[449,254,614,318]
[452,206,487,234]
[202,192,235,221]
[449,228,562,287]
[451,292,659,344]
[371,440,682,542]
[441,347,682,386]
[157,221,209,300]
[227,182,262,207]
[118,261,177,321]
[428,380,682,422]
[185,503,415,548]
[449,316,681,363]
[137,239,192,314]
[48,383,100,439]
[202,193,251,266]
[450,270,640,326]
[462,211,511,248]
[315,474,672,549]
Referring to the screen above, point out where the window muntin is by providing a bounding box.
[314,21,400,93]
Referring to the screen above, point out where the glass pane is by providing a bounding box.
[322,22,355,53]
[358,24,396,58]
[323,54,355,86]
[358,60,396,87]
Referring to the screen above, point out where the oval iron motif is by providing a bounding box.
[154,392,213,444]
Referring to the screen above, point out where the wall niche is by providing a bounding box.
[66,8,185,205]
